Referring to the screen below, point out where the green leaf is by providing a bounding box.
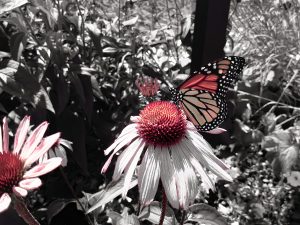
[10,32,26,61]
[187,203,228,225]
[108,208,140,225]
[47,199,75,224]
[139,202,178,225]
[0,59,54,112]
[0,0,28,15]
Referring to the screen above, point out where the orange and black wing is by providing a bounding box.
[178,56,245,97]
[178,89,227,131]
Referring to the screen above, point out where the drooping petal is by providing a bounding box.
[54,146,68,167]
[23,158,62,179]
[204,127,227,134]
[138,145,161,207]
[13,186,28,197]
[104,128,138,155]
[188,132,229,170]
[13,116,30,154]
[24,133,61,167]
[19,178,42,190]
[0,121,2,153]
[172,144,197,209]
[160,147,179,209]
[170,146,188,209]
[2,117,9,153]
[0,193,11,212]
[182,140,215,191]
[113,139,143,181]
[186,137,232,182]
[174,143,198,204]
[20,122,49,160]
[122,141,145,198]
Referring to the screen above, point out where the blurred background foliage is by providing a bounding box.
[0,0,300,224]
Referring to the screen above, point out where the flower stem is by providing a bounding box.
[14,198,40,225]
[180,210,186,225]
[158,188,167,225]
[59,167,93,225]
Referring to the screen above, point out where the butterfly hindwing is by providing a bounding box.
[178,88,227,131]
[173,56,245,131]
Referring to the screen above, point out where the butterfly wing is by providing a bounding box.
[175,56,245,131]
[178,56,245,97]
[178,89,227,131]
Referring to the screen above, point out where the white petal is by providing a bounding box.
[2,117,9,153]
[23,158,62,178]
[113,139,143,180]
[172,144,197,209]
[182,140,215,191]
[171,145,188,208]
[19,178,42,190]
[13,116,30,154]
[185,137,232,182]
[0,120,2,154]
[13,186,28,197]
[0,193,11,212]
[204,127,227,134]
[187,132,229,170]
[174,143,198,203]
[122,141,145,198]
[104,129,138,155]
[160,147,179,209]
[138,145,160,207]
[130,116,140,123]
[55,146,68,167]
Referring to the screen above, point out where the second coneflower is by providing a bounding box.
[101,101,232,209]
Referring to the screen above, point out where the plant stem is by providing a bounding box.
[158,188,167,225]
[14,198,40,225]
[59,167,93,225]
[180,210,186,225]
[74,0,86,62]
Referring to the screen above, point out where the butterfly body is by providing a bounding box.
[171,56,245,131]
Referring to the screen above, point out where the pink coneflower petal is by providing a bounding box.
[138,146,161,207]
[122,141,145,198]
[160,148,179,209]
[23,157,62,179]
[24,133,61,167]
[13,186,28,197]
[20,122,49,160]
[181,140,215,191]
[113,139,143,181]
[2,117,9,153]
[0,193,11,213]
[19,178,42,190]
[13,116,30,154]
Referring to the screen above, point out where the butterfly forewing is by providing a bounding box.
[174,56,245,131]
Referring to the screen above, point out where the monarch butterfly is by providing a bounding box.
[170,56,245,132]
